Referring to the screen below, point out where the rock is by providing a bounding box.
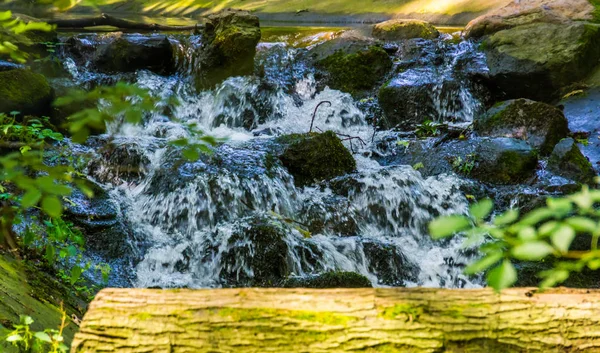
[301,194,358,236]
[482,22,600,101]
[87,141,151,184]
[548,138,596,184]
[278,131,356,187]
[310,38,392,96]
[0,69,53,116]
[197,9,261,86]
[94,34,175,74]
[474,99,569,155]
[220,215,291,287]
[363,240,412,286]
[465,0,595,39]
[471,137,538,184]
[281,271,372,288]
[372,19,439,41]
[0,60,23,72]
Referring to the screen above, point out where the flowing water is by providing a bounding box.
[54,26,488,289]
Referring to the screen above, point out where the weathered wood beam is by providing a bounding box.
[72,287,600,353]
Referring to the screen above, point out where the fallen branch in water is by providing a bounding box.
[309,101,332,133]
[47,13,202,31]
[315,127,366,154]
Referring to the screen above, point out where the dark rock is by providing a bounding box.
[279,131,356,187]
[281,271,372,288]
[88,141,151,184]
[197,9,261,86]
[363,240,412,286]
[474,99,569,155]
[471,137,538,184]
[548,138,596,184]
[301,195,358,236]
[0,69,53,116]
[482,22,600,101]
[310,38,392,96]
[94,34,175,75]
[372,19,440,41]
[0,60,24,72]
[220,214,291,287]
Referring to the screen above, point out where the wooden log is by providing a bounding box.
[72,287,600,353]
[47,13,202,31]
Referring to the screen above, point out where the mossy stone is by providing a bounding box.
[548,138,597,184]
[279,131,356,187]
[471,138,538,184]
[0,68,53,116]
[281,271,372,288]
[474,99,570,155]
[372,19,439,41]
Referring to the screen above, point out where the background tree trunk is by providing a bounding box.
[72,287,600,353]
[47,13,202,31]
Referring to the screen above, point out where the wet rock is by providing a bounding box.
[363,240,412,286]
[471,137,538,184]
[94,34,175,75]
[310,38,392,96]
[474,99,569,155]
[372,19,440,41]
[301,194,358,236]
[465,0,595,39]
[279,131,356,187]
[220,215,291,287]
[281,271,372,288]
[482,22,600,101]
[88,141,151,184]
[0,68,53,116]
[0,60,23,72]
[197,9,262,86]
[548,138,596,184]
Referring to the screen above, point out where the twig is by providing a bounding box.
[314,127,366,154]
[309,101,332,133]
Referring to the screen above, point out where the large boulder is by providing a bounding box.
[279,131,356,187]
[310,37,392,96]
[481,21,600,101]
[548,138,597,184]
[471,137,539,184]
[372,19,439,41]
[197,9,261,86]
[465,0,595,39]
[0,69,53,116]
[94,34,175,75]
[474,99,569,155]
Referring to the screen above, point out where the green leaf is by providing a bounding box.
[21,315,33,325]
[540,269,570,289]
[465,251,503,275]
[565,217,597,233]
[428,215,470,239]
[70,266,83,285]
[588,259,600,270]
[6,334,22,342]
[486,260,517,292]
[41,196,62,218]
[517,226,536,241]
[511,241,554,261]
[182,148,200,161]
[469,199,493,221]
[550,224,576,253]
[493,209,519,226]
[21,189,42,208]
[34,332,52,343]
[546,197,573,214]
[520,208,555,226]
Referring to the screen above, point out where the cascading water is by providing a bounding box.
[56,27,486,289]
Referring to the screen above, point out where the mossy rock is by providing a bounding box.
[220,214,291,287]
[548,138,597,184]
[311,38,392,96]
[474,99,570,155]
[0,253,87,352]
[0,68,53,116]
[94,34,175,75]
[471,138,538,184]
[279,131,356,187]
[198,9,261,86]
[281,271,372,288]
[372,19,439,41]
[483,22,600,101]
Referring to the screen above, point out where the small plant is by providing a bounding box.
[415,120,441,138]
[412,162,424,171]
[5,306,68,353]
[429,185,600,291]
[396,139,410,150]
[451,154,476,175]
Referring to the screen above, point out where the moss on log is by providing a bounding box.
[73,287,600,352]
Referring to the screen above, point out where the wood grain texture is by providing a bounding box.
[72,287,600,353]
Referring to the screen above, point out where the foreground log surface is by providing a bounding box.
[72,287,600,353]
[47,13,201,31]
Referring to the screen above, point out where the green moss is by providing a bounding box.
[218,307,356,326]
[0,69,53,116]
[379,304,427,321]
[281,271,372,288]
[317,45,392,96]
[279,131,356,187]
[590,0,600,22]
[372,19,439,40]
